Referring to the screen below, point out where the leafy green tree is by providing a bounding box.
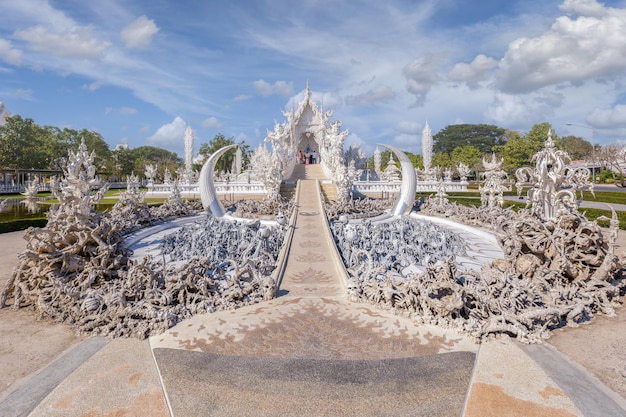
[129,146,182,180]
[405,152,424,169]
[556,135,592,160]
[450,145,482,170]
[196,134,250,172]
[494,124,552,172]
[0,115,50,169]
[433,124,506,154]
[432,151,453,168]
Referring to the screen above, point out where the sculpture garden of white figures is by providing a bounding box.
[479,153,511,208]
[0,140,281,338]
[359,132,624,343]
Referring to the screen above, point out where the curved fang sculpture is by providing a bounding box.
[378,144,416,216]
[199,144,238,217]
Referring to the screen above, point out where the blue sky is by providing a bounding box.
[1,0,626,158]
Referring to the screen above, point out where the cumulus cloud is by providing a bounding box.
[586,104,626,128]
[201,116,222,129]
[496,1,626,93]
[402,55,439,107]
[484,92,534,127]
[345,85,395,106]
[0,39,22,66]
[148,116,186,147]
[121,16,159,49]
[393,133,421,153]
[14,25,110,59]
[447,54,498,87]
[253,79,293,96]
[559,0,607,18]
[393,121,422,135]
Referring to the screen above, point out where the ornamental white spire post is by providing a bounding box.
[184,124,194,173]
[422,121,433,172]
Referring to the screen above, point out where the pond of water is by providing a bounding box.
[0,197,114,223]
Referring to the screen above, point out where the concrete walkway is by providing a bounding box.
[0,180,625,416]
[150,180,478,416]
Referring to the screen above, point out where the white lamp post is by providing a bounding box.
[565,122,596,183]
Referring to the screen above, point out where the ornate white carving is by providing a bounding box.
[479,153,510,208]
[515,130,594,222]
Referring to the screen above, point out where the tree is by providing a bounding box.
[130,146,182,180]
[450,145,482,170]
[494,124,553,172]
[196,134,250,172]
[405,152,424,170]
[433,124,506,154]
[432,151,453,169]
[0,115,50,169]
[556,135,592,160]
[598,143,626,186]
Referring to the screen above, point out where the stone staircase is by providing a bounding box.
[281,164,338,201]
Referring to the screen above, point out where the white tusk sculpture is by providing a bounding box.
[199,144,238,217]
[378,144,416,216]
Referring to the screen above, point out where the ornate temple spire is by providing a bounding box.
[422,121,433,172]
[184,123,194,172]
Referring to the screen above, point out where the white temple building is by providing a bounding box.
[148,83,467,201]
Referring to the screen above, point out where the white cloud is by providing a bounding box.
[119,107,137,115]
[233,94,252,102]
[559,0,607,18]
[392,133,421,153]
[9,88,33,100]
[496,1,626,93]
[105,106,137,115]
[83,79,106,91]
[201,116,222,129]
[447,54,498,87]
[393,121,422,135]
[484,92,534,128]
[0,39,22,66]
[586,104,626,128]
[148,116,187,147]
[402,55,439,107]
[253,79,294,96]
[14,25,110,60]
[121,16,159,49]
[345,85,395,106]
